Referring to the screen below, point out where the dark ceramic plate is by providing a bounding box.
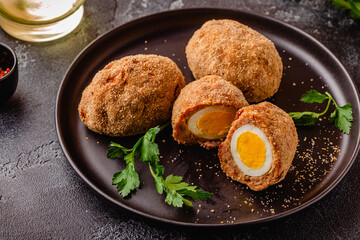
[56,8,360,226]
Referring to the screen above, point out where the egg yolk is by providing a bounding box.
[196,110,235,137]
[236,131,266,169]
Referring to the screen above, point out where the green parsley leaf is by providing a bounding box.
[182,198,194,207]
[133,127,161,165]
[144,125,161,141]
[156,165,164,176]
[152,171,165,195]
[288,111,320,126]
[329,103,353,134]
[112,153,140,197]
[139,135,160,165]
[289,90,354,134]
[332,0,352,10]
[300,89,329,103]
[132,136,144,158]
[148,166,213,208]
[161,174,213,207]
[107,142,131,158]
[108,123,213,207]
[165,189,185,207]
[331,0,360,19]
[164,174,184,185]
[165,175,190,190]
[177,188,213,201]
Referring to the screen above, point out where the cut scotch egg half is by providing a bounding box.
[188,106,237,140]
[230,124,273,177]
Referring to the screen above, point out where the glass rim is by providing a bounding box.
[0,0,85,25]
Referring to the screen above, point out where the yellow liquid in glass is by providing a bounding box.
[0,0,84,42]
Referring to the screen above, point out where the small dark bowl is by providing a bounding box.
[0,42,18,103]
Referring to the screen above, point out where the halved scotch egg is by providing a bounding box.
[218,102,298,191]
[172,75,249,149]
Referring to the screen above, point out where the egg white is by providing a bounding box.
[230,124,273,177]
[188,106,235,140]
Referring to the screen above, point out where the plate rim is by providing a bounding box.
[55,7,360,227]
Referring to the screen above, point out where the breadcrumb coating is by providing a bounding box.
[186,19,283,103]
[78,54,185,137]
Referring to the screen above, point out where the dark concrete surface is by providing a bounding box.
[1,0,359,239]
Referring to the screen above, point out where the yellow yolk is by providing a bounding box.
[188,106,237,140]
[196,111,235,137]
[236,131,266,169]
[230,124,272,177]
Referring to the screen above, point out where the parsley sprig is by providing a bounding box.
[289,90,353,134]
[107,123,212,207]
[331,0,360,19]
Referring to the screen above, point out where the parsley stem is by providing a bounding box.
[149,164,163,182]
[109,125,213,206]
[325,91,339,108]
[159,121,170,132]
[149,165,156,178]
[319,98,332,116]
[151,122,170,142]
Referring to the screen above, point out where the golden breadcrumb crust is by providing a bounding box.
[172,75,249,149]
[186,19,283,103]
[218,102,298,191]
[78,54,185,137]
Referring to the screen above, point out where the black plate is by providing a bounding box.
[56,8,360,226]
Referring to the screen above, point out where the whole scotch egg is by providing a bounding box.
[172,75,249,149]
[185,19,283,103]
[218,102,298,191]
[78,54,185,137]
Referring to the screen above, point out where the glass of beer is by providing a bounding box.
[0,0,85,42]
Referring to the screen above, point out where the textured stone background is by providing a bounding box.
[1,0,359,239]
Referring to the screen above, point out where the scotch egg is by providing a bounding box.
[78,54,185,137]
[218,102,298,191]
[172,75,249,149]
[186,19,283,102]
